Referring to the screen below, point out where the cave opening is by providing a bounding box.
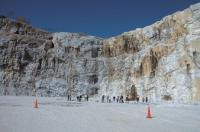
[129,84,137,100]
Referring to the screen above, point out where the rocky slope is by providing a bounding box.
[0,3,200,102]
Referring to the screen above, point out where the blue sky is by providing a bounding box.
[1,0,200,38]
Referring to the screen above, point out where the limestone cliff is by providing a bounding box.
[0,3,200,102]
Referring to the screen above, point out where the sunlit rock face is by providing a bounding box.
[0,3,200,102]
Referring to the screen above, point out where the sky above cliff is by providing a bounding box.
[1,0,200,38]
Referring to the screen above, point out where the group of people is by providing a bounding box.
[102,95,125,103]
[68,94,149,103]
[101,95,112,103]
[142,96,148,103]
[77,95,89,102]
[67,94,89,102]
[101,95,149,103]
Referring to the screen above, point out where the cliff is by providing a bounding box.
[0,3,200,102]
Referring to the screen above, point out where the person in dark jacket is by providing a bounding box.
[101,95,105,103]
[145,96,148,103]
[67,95,70,101]
[80,95,82,102]
[136,96,139,103]
[113,96,116,102]
[120,95,124,103]
[77,96,79,102]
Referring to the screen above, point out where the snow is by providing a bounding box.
[0,96,200,132]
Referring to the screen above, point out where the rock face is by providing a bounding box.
[0,3,200,102]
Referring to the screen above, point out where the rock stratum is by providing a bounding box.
[1,3,200,102]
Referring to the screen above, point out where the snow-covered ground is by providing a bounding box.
[0,96,199,132]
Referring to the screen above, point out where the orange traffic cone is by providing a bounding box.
[34,98,38,108]
[146,105,152,118]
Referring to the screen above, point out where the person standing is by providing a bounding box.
[126,96,129,103]
[86,95,89,101]
[145,96,148,103]
[120,95,124,103]
[107,96,109,103]
[69,95,71,101]
[67,95,70,101]
[136,96,139,103]
[142,97,145,103]
[80,95,82,102]
[113,96,116,102]
[101,95,105,103]
[77,96,79,102]
[116,96,119,103]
